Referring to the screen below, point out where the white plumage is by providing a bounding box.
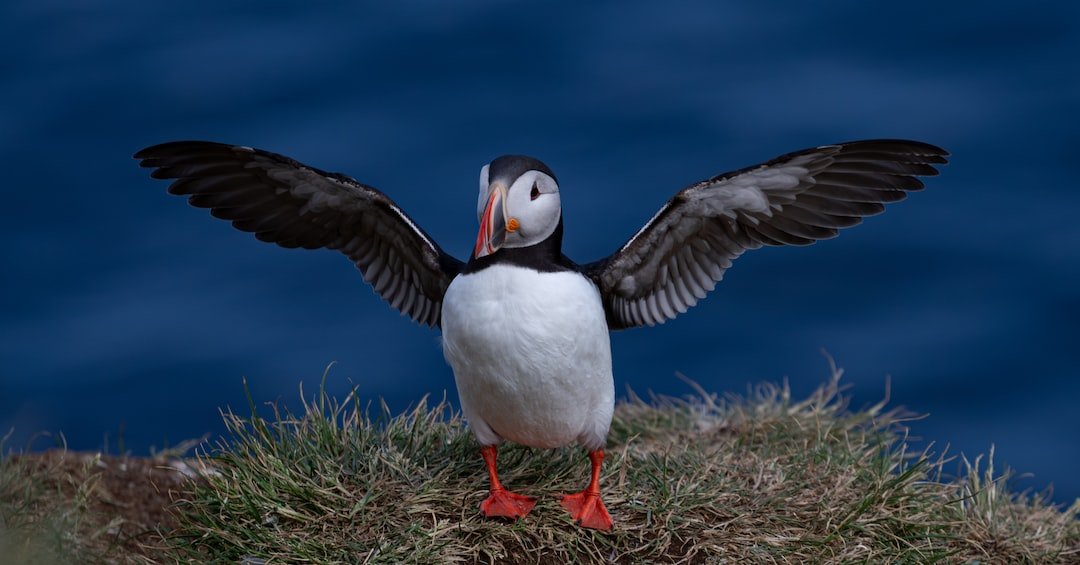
[441,264,614,451]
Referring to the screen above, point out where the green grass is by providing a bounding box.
[3,365,1078,563]
[165,367,1078,564]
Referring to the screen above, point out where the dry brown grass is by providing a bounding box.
[0,443,200,564]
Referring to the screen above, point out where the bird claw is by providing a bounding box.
[560,490,612,531]
[480,488,537,519]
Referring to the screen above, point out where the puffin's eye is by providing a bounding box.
[530,183,541,201]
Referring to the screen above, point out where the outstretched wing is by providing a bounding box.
[584,139,948,329]
[135,141,464,327]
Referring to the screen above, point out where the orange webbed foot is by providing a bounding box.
[560,490,612,531]
[480,488,537,519]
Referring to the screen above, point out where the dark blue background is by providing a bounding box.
[3,2,1078,503]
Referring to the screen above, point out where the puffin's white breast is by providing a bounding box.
[441,264,614,451]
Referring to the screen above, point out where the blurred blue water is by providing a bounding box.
[2,1,1078,503]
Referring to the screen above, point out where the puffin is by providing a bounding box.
[135,139,947,530]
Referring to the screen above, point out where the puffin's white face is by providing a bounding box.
[474,162,561,258]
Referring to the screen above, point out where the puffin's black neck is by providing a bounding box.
[463,218,576,274]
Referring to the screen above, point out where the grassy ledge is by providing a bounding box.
[3,367,1079,564]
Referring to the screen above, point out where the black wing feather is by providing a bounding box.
[585,139,948,329]
[135,141,464,327]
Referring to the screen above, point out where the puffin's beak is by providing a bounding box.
[474,183,508,258]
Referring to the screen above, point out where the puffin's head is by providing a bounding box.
[473,155,561,259]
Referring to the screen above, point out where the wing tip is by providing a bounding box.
[835,138,950,161]
[133,140,239,163]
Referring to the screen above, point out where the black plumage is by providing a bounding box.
[583,139,948,329]
[135,141,463,327]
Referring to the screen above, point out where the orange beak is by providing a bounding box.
[474,183,508,258]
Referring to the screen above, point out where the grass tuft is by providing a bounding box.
[159,366,1079,564]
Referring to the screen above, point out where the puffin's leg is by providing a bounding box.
[478,445,536,519]
[559,449,613,530]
